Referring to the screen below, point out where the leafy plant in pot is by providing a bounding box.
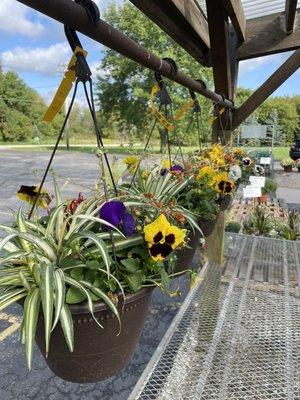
[280,157,295,172]
[0,178,198,383]
[258,178,278,204]
[120,162,202,274]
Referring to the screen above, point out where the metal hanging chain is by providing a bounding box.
[28,81,79,219]
[173,109,195,162]
[129,113,159,188]
[83,79,118,195]
[169,103,185,165]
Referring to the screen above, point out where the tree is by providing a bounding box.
[95,1,214,152]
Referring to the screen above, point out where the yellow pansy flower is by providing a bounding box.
[144,214,186,261]
[124,155,139,174]
[162,159,171,169]
[17,185,52,209]
[214,172,235,195]
[197,165,217,183]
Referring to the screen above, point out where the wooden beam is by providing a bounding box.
[238,10,300,60]
[130,0,210,64]
[232,49,300,130]
[285,0,298,33]
[223,0,246,43]
[206,0,232,100]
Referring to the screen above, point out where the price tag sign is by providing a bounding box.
[249,176,266,187]
[260,157,271,165]
[243,186,262,198]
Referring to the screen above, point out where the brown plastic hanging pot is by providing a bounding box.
[174,229,201,273]
[218,195,232,211]
[35,288,152,383]
[198,217,217,237]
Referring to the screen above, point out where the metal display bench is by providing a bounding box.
[129,233,300,400]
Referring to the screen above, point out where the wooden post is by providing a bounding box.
[204,0,238,266]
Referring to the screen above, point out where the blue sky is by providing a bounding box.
[0,0,299,107]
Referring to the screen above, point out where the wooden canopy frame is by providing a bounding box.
[15,0,300,264]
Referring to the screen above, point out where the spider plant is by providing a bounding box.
[120,166,201,232]
[0,175,195,370]
[0,181,142,369]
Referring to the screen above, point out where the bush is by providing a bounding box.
[226,221,241,233]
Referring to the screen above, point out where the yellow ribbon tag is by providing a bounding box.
[210,107,226,124]
[174,100,194,121]
[43,46,88,123]
[148,83,174,132]
[148,84,195,131]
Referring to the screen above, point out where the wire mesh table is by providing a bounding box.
[129,233,300,400]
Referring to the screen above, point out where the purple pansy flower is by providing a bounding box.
[122,213,136,236]
[100,201,135,236]
[170,164,184,172]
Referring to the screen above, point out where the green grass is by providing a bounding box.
[0,142,290,160]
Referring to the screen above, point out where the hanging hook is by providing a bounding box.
[64,0,100,83]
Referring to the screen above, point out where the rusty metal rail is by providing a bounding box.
[16,0,234,109]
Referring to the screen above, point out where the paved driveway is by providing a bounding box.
[0,149,193,400]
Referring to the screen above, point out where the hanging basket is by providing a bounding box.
[217,195,232,211]
[198,218,217,237]
[174,229,201,273]
[34,288,152,383]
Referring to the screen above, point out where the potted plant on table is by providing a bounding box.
[0,178,197,383]
[258,178,278,204]
[280,157,295,172]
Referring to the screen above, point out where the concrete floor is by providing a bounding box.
[0,149,193,400]
[273,161,300,206]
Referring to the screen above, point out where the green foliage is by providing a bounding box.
[280,157,295,167]
[262,178,277,195]
[243,206,273,236]
[225,221,241,233]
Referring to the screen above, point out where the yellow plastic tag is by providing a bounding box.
[174,100,194,121]
[148,83,174,131]
[43,46,88,123]
[210,107,226,124]
[148,84,195,131]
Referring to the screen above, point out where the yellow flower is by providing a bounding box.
[208,144,226,166]
[214,172,235,195]
[143,214,186,261]
[162,159,171,169]
[124,156,139,174]
[17,185,52,209]
[233,147,245,157]
[197,165,217,183]
[141,170,150,179]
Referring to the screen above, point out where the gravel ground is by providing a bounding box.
[0,149,195,400]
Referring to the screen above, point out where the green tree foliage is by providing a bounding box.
[0,67,66,142]
[95,1,214,149]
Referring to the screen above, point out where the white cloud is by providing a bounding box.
[239,52,292,75]
[1,43,71,75]
[0,0,44,37]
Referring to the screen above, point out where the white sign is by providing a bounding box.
[241,125,267,139]
[260,157,271,165]
[243,186,262,198]
[249,176,266,187]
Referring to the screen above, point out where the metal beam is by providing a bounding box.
[238,10,300,60]
[285,0,298,33]
[232,49,300,130]
[223,0,246,42]
[130,0,210,64]
[16,0,234,109]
